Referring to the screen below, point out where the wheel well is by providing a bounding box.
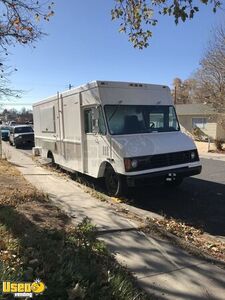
[98,161,114,178]
[47,150,53,158]
[47,150,55,162]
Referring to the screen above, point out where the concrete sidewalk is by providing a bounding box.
[196,141,225,161]
[200,153,225,161]
[3,143,225,300]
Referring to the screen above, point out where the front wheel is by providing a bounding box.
[104,165,124,197]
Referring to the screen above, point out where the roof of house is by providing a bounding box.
[175,104,216,115]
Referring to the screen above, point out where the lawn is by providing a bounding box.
[0,159,150,300]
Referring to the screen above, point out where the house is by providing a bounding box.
[176,103,225,141]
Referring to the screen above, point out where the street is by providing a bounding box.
[2,140,225,300]
[126,158,225,238]
[4,142,225,239]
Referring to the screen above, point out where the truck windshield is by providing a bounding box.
[14,127,34,133]
[0,127,9,131]
[104,105,180,135]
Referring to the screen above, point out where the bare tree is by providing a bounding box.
[172,77,197,104]
[0,1,54,101]
[0,59,22,106]
[194,25,225,112]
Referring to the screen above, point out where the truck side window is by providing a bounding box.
[84,109,93,133]
[98,107,106,135]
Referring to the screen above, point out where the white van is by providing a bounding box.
[33,81,201,195]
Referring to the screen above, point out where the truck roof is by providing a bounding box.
[33,80,170,107]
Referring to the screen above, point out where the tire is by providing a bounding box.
[104,165,124,197]
[47,151,55,167]
[164,177,183,187]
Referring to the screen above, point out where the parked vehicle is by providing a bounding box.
[9,125,34,148]
[0,126,10,141]
[33,81,202,196]
[8,121,16,126]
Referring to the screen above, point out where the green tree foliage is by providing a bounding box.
[112,0,222,49]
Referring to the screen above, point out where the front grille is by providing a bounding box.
[16,134,34,142]
[23,134,34,141]
[127,150,199,172]
[2,132,8,137]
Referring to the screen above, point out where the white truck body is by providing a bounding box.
[33,81,201,194]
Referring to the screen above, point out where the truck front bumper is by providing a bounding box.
[126,165,202,187]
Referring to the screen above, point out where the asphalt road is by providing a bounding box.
[127,158,225,238]
[8,143,225,238]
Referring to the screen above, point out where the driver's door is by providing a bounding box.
[83,107,99,176]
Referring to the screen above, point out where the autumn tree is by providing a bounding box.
[0,1,54,51]
[112,0,223,49]
[0,1,223,101]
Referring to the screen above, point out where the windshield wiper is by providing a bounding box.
[108,100,123,122]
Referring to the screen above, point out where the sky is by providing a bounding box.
[1,0,224,111]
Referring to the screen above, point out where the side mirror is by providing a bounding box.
[92,119,99,134]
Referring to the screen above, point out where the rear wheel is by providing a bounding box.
[47,151,56,167]
[104,165,124,197]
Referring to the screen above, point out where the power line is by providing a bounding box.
[0,103,32,106]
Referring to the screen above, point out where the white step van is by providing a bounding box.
[33,81,201,195]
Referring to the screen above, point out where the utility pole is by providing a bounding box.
[0,131,2,159]
[174,86,177,105]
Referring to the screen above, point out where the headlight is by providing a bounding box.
[124,158,138,171]
[190,151,196,160]
[131,159,138,168]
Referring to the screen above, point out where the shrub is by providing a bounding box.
[214,139,224,151]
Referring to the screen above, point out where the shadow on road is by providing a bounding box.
[125,177,225,237]
[73,172,225,238]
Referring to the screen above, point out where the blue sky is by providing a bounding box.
[1,0,224,110]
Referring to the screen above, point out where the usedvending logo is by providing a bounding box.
[2,279,46,298]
